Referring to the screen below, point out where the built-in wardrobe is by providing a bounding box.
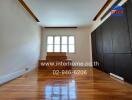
[91,0,132,84]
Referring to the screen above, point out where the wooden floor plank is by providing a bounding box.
[0,68,132,100]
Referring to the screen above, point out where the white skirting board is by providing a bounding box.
[110,73,124,81]
[0,65,36,85]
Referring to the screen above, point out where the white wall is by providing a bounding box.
[40,27,92,66]
[0,0,41,84]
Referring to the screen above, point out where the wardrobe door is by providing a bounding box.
[124,56,132,84]
[102,17,114,73]
[103,53,114,73]
[110,4,131,78]
[91,30,98,68]
[114,54,132,83]
[126,0,132,49]
[125,0,132,83]
[96,26,104,71]
[111,7,131,54]
[102,17,113,53]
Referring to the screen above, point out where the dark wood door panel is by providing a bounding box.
[96,26,103,56]
[114,54,132,79]
[91,31,98,68]
[103,53,114,73]
[91,1,132,84]
[96,26,104,71]
[126,0,132,48]
[102,17,113,53]
[111,5,131,53]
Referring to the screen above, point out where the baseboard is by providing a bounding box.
[0,64,37,85]
[110,73,124,81]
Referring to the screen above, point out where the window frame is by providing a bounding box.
[46,35,76,53]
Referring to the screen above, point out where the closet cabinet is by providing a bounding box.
[102,17,113,54]
[91,1,132,84]
[95,26,104,71]
[125,0,132,83]
[110,4,131,78]
[91,30,98,68]
[111,10,131,54]
[102,17,114,73]
[127,0,132,49]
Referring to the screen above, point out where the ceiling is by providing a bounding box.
[24,0,107,27]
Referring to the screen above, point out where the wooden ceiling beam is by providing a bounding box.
[18,0,40,22]
[93,0,113,21]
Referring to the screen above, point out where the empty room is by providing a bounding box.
[0,0,132,100]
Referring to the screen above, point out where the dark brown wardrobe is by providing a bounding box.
[91,0,132,84]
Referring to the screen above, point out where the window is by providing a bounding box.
[47,36,53,52]
[47,36,75,53]
[62,36,68,52]
[54,36,61,52]
[69,36,75,53]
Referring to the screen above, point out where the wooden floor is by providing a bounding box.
[0,68,132,100]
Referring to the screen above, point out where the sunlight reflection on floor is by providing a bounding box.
[45,80,76,100]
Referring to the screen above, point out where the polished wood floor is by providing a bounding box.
[0,68,132,100]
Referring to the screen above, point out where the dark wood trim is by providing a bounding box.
[101,0,122,20]
[45,27,78,28]
[18,0,40,22]
[93,0,113,21]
